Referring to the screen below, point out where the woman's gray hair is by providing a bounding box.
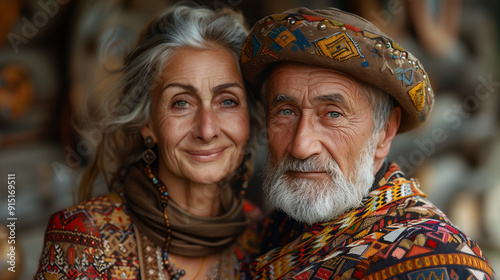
[78,4,263,201]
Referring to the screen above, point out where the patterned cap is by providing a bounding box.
[240,7,434,132]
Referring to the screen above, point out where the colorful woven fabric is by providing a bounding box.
[251,163,494,279]
[35,191,260,280]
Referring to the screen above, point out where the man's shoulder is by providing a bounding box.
[382,193,449,224]
[289,198,494,279]
[361,217,493,279]
[347,195,494,279]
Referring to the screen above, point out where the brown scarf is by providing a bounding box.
[123,163,249,257]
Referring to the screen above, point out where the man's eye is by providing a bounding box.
[174,100,187,107]
[328,111,341,118]
[174,100,188,107]
[279,109,294,116]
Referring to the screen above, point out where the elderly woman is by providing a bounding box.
[35,4,263,280]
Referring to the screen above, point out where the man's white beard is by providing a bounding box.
[263,135,378,225]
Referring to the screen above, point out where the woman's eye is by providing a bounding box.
[222,99,237,107]
[279,109,294,116]
[328,111,341,118]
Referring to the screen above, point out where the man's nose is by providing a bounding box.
[289,114,322,159]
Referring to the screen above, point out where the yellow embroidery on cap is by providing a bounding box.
[408,81,426,111]
[314,33,361,61]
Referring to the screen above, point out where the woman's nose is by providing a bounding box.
[194,106,220,142]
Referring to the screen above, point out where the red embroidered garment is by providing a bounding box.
[34,192,260,280]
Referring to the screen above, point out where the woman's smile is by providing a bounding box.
[184,147,227,162]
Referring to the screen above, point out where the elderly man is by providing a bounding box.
[240,7,494,280]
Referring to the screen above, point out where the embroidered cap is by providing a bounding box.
[240,7,434,132]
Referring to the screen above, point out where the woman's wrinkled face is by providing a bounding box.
[142,48,250,185]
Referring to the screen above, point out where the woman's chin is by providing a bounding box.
[187,171,228,185]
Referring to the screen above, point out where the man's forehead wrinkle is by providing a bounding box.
[307,72,360,101]
[314,79,358,96]
[268,72,302,94]
[308,68,356,82]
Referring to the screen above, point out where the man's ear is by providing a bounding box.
[374,106,401,160]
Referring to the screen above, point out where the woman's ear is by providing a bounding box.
[374,106,401,161]
[140,119,157,143]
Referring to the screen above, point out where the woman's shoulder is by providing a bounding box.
[43,192,131,241]
[36,192,140,279]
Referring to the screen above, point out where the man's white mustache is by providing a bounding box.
[279,155,340,178]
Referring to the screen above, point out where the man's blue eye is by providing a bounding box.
[280,109,294,115]
[328,112,341,118]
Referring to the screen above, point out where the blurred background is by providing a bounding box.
[0,0,498,279]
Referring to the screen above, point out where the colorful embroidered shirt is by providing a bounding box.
[251,163,494,279]
[34,192,260,280]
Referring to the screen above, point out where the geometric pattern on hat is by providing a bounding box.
[241,7,434,132]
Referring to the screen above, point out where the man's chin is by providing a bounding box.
[272,192,355,225]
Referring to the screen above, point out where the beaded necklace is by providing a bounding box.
[144,164,186,279]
